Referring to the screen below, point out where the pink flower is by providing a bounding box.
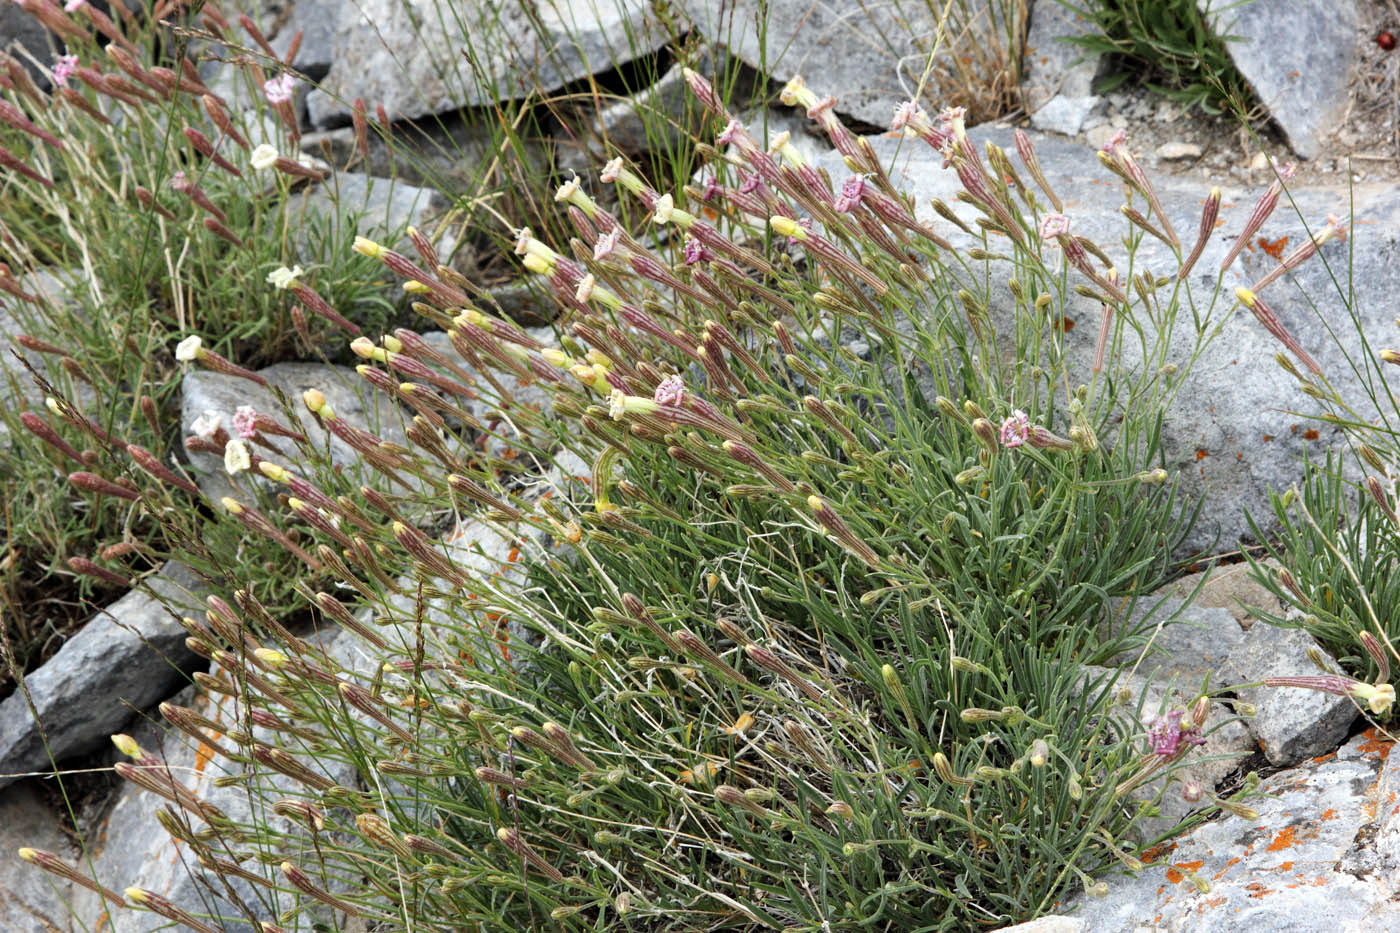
[1038,213,1071,240]
[1100,128,1126,154]
[716,119,743,147]
[262,73,296,105]
[1147,710,1205,758]
[232,405,258,439]
[682,238,711,266]
[169,170,190,191]
[653,375,685,406]
[591,228,621,261]
[999,410,1030,447]
[738,172,761,195]
[891,100,923,130]
[699,176,722,201]
[52,55,78,87]
[65,1,87,11]
[834,174,866,213]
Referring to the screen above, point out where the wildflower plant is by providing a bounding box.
[13,48,1346,926]
[0,2,405,682]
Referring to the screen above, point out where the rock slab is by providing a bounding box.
[0,781,76,932]
[1024,2,1103,135]
[306,0,669,128]
[1197,0,1358,158]
[0,563,208,790]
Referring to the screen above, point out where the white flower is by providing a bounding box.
[224,438,251,475]
[191,410,222,439]
[608,389,627,421]
[266,265,304,290]
[250,144,278,171]
[554,175,581,203]
[653,193,675,225]
[175,335,202,361]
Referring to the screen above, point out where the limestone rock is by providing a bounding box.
[1024,2,1103,136]
[1068,730,1398,931]
[1224,622,1358,766]
[682,0,1011,128]
[0,563,209,790]
[0,781,77,932]
[305,0,669,129]
[1197,0,1358,158]
[180,361,409,504]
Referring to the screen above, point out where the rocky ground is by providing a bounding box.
[3,1,1400,930]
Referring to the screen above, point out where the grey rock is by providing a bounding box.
[1103,596,1244,684]
[69,682,360,932]
[1024,2,1103,136]
[0,563,208,790]
[1155,141,1202,160]
[682,0,1016,128]
[1197,0,1358,158]
[419,326,559,459]
[1068,730,1396,932]
[305,0,669,129]
[1030,94,1099,136]
[1157,558,1288,630]
[1223,622,1357,766]
[0,781,76,932]
[293,172,455,257]
[994,918,1086,933]
[0,4,56,86]
[827,129,1398,553]
[180,361,409,504]
[227,0,339,80]
[1375,733,1400,884]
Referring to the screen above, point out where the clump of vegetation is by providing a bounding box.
[1056,0,1260,116]
[15,46,1318,923]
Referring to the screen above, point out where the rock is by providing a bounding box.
[0,563,208,790]
[1155,141,1203,160]
[228,0,339,80]
[681,0,1007,128]
[1030,94,1099,137]
[180,362,409,504]
[293,172,455,257]
[1102,597,1244,684]
[1084,124,1118,151]
[1375,736,1400,882]
[1159,559,1287,629]
[831,128,1399,553]
[0,3,57,87]
[305,0,669,129]
[1023,2,1103,135]
[1,781,77,932]
[1223,622,1358,766]
[994,918,1086,933]
[68,681,360,932]
[1197,0,1358,159]
[1069,729,1398,931]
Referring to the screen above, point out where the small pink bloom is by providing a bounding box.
[1100,128,1127,154]
[52,55,78,87]
[1038,213,1071,240]
[169,170,190,191]
[699,176,722,201]
[232,405,258,439]
[1000,410,1030,447]
[716,119,743,147]
[592,228,621,261]
[1147,710,1205,758]
[653,375,685,406]
[805,96,836,119]
[738,172,761,195]
[834,174,866,213]
[891,100,923,131]
[263,73,296,105]
[938,106,966,130]
[682,238,711,266]
[65,1,87,11]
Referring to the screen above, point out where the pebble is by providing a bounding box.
[1155,141,1202,160]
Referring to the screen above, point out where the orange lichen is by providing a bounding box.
[1258,235,1290,260]
[1195,448,1210,461]
[1357,727,1394,760]
[1302,428,1319,441]
[1245,881,1276,899]
[1319,808,1337,820]
[1141,841,1179,864]
[1166,860,1204,884]
[1265,827,1297,852]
